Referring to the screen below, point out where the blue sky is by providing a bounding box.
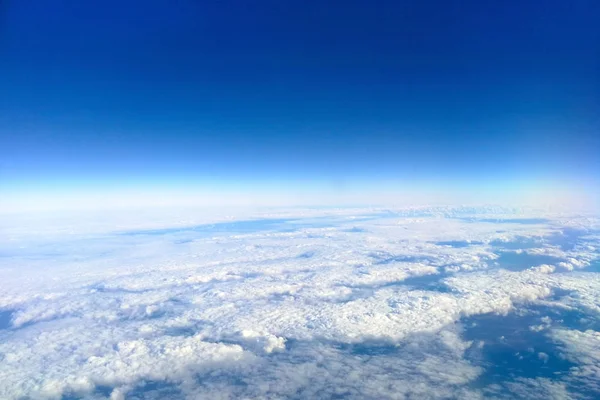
[1,0,598,209]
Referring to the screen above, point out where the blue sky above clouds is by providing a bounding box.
[1,0,599,210]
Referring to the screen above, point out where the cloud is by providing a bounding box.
[485,378,571,400]
[0,206,599,398]
[550,329,600,396]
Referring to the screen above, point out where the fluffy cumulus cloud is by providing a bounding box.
[0,206,599,399]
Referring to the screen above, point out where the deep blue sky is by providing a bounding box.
[1,0,599,204]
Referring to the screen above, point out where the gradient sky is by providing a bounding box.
[1,0,599,209]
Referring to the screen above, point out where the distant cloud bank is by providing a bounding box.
[0,206,599,399]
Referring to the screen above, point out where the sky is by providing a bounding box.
[1,0,599,210]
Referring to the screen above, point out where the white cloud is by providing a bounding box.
[486,378,571,400]
[550,329,600,396]
[0,206,599,398]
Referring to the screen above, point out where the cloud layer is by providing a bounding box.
[0,206,599,399]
